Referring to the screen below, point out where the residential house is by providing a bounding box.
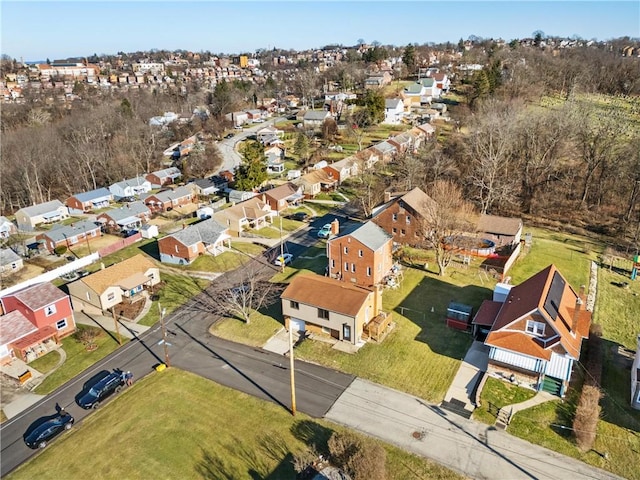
[364,71,392,89]
[0,248,23,274]
[66,188,113,214]
[96,201,151,232]
[327,221,394,289]
[281,273,386,345]
[0,216,17,238]
[370,141,397,163]
[257,126,285,146]
[36,220,101,253]
[355,148,381,170]
[631,334,640,410]
[158,218,231,265]
[323,156,359,184]
[295,169,338,198]
[225,111,249,126]
[246,109,264,122]
[67,254,160,316]
[477,214,523,247]
[15,200,69,231]
[372,187,434,246]
[213,195,275,236]
[302,110,331,130]
[403,78,442,104]
[388,132,414,155]
[263,182,304,212]
[109,176,152,200]
[416,122,435,138]
[144,186,193,213]
[228,190,258,204]
[0,282,76,364]
[383,98,404,125]
[432,72,451,94]
[481,264,591,397]
[145,167,182,188]
[189,176,228,197]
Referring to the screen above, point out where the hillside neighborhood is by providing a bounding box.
[1,27,639,480]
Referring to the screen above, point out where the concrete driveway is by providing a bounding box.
[442,340,489,414]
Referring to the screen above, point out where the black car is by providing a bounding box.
[77,370,126,409]
[290,212,309,222]
[225,133,235,139]
[121,229,138,238]
[24,413,74,449]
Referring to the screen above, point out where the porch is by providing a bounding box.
[12,326,60,364]
[363,311,393,342]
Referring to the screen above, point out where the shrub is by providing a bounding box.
[573,384,603,451]
[53,245,68,256]
[328,431,386,480]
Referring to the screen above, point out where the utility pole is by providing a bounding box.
[159,305,170,367]
[289,323,296,416]
[111,308,122,345]
[280,215,285,273]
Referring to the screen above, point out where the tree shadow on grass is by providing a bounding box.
[139,240,160,261]
[290,419,334,455]
[395,274,491,360]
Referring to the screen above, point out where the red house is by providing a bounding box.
[0,283,76,364]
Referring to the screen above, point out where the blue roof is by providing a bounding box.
[73,188,112,203]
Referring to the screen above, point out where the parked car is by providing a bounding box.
[274,253,293,266]
[225,133,235,139]
[317,224,332,238]
[230,284,250,298]
[60,272,79,282]
[289,212,309,222]
[24,413,74,449]
[77,369,126,409]
[121,229,138,238]
[234,125,244,130]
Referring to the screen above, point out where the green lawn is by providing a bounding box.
[473,377,537,425]
[27,350,61,374]
[138,273,210,327]
[8,369,463,480]
[211,302,284,347]
[33,326,126,395]
[180,242,267,272]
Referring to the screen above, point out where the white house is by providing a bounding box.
[109,176,152,200]
[383,98,404,125]
[0,216,17,238]
[14,200,69,231]
[0,248,23,274]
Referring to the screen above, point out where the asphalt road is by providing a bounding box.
[0,211,357,477]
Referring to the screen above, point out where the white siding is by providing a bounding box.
[546,352,573,381]
[490,348,541,372]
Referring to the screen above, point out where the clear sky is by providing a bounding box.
[2,1,639,62]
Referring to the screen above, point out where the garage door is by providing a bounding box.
[289,318,306,333]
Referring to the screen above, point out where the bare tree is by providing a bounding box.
[418,180,478,276]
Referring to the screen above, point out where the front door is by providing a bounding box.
[343,324,351,342]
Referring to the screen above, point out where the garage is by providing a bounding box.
[289,318,306,333]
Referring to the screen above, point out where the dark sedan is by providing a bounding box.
[24,413,74,449]
[77,369,126,409]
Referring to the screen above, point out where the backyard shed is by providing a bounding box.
[446,302,473,331]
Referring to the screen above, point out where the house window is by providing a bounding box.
[392,228,397,234]
[344,262,348,271]
[526,320,546,336]
[107,292,115,301]
[358,250,363,257]
[367,267,371,276]
[56,319,67,330]
[351,264,356,273]
[290,301,299,310]
[44,304,57,317]
[392,213,398,222]
[406,215,411,224]
[401,229,406,236]
[331,259,335,268]
[318,308,330,320]
[344,246,348,254]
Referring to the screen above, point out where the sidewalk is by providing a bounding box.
[442,340,489,414]
[326,378,622,480]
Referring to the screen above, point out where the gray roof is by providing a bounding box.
[17,200,65,217]
[149,167,181,179]
[303,110,330,121]
[111,176,149,190]
[373,141,397,155]
[333,221,392,252]
[43,220,99,243]
[147,186,191,203]
[0,248,21,266]
[385,98,403,109]
[71,188,112,203]
[103,201,150,221]
[169,218,228,247]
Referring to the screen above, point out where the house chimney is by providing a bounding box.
[384,191,391,203]
[331,219,339,235]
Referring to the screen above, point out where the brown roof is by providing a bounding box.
[264,183,299,202]
[0,310,38,345]
[398,187,435,220]
[214,196,270,225]
[477,214,522,236]
[299,169,337,186]
[82,254,156,295]
[281,274,372,317]
[7,282,68,311]
[472,300,502,327]
[485,265,591,360]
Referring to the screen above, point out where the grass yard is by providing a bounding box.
[180,242,267,272]
[473,377,537,425]
[138,272,210,326]
[33,326,126,395]
[26,350,61,375]
[7,369,463,480]
[210,302,284,347]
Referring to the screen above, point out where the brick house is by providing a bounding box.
[97,201,151,232]
[0,282,76,364]
[66,188,113,214]
[144,186,193,213]
[327,221,393,289]
[145,167,182,188]
[158,218,231,264]
[371,187,434,246]
[263,183,304,212]
[36,220,101,253]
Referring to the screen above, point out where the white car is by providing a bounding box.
[317,224,332,238]
[274,253,293,266]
